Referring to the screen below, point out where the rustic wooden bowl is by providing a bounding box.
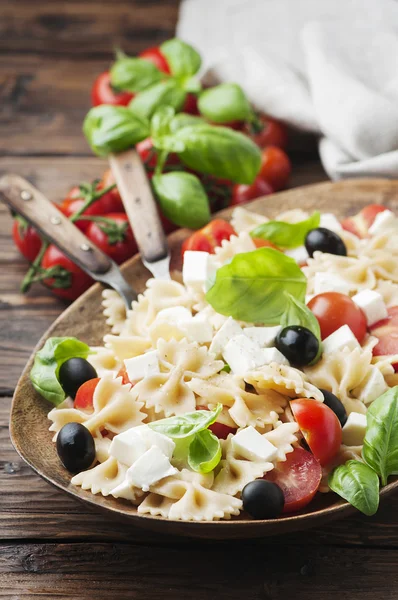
[10,179,398,539]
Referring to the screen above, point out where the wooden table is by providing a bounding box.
[1,2,397,598]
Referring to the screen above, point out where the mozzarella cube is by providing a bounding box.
[320,213,343,232]
[127,446,177,492]
[342,412,367,446]
[284,245,309,265]
[179,314,213,343]
[182,251,217,291]
[110,479,137,501]
[313,272,351,296]
[243,326,281,348]
[209,317,243,357]
[352,289,387,326]
[262,347,289,365]
[352,367,387,405]
[368,210,397,235]
[110,424,175,467]
[155,306,192,323]
[322,325,360,354]
[124,350,160,382]
[222,334,265,376]
[232,426,278,462]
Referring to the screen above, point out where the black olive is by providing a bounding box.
[59,358,97,399]
[305,227,347,257]
[319,388,348,426]
[276,326,319,366]
[56,423,96,473]
[242,480,285,519]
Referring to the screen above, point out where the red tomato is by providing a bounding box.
[74,378,100,411]
[59,187,105,233]
[86,213,138,265]
[12,218,43,262]
[264,447,322,513]
[99,169,124,213]
[258,146,291,191]
[41,245,92,301]
[308,292,367,343]
[247,115,288,149]
[136,137,158,169]
[252,238,280,250]
[181,219,236,255]
[231,177,273,206]
[91,71,134,107]
[196,406,237,439]
[290,399,342,466]
[116,365,133,386]
[341,204,387,238]
[139,47,170,74]
[370,306,398,371]
[183,94,199,115]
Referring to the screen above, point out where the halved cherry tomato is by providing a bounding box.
[341,204,387,238]
[41,245,92,301]
[74,377,100,411]
[246,115,288,149]
[264,447,322,513]
[370,306,398,372]
[290,399,342,466]
[258,146,291,191]
[12,218,43,262]
[196,406,237,439]
[91,71,134,107]
[86,213,137,265]
[116,365,133,386]
[139,46,170,74]
[181,219,236,255]
[308,292,367,343]
[252,238,280,250]
[231,177,273,206]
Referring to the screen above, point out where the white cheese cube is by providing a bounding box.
[222,334,265,376]
[182,251,217,291]
[179,314,213,343]
[155,306,192,323]
[322,325,360,354]
[352,289,388,326]
[262,347,289,366]
[243,326,282,348]
[342,412,367,446]
[110,479,137,501]
[232,426,278,462]
[284,245,309,265]
[124,350,159,382]
[110,424,175,467]
[368,210,396,235]
[313,272,351,296]
[352,367,388,405]
[127,446,177,492]
[209,317,243,357]
[320,213,343,232]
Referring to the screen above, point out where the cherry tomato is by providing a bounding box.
[41,245,92,301]
[91,71,134,107]
[264,447,322,513]
[370,306,398,371]
[200,175,233,212]
[181,219,236,255]
[231,177,273,206]
[139,47,170,74]
[116,365,134,386]
[291,399,342,466]
[252,238,280,250]
[74,378,100,411]
[86,213,137,265]
[12,218,43,262]
[196,406,237,439]
[247,115,288,149]
[99,169,124,212]
[341,204,387,238]
[308,292,367,343]
[183,94,199,115]
[59,187,105,233]
[258,146,291,191]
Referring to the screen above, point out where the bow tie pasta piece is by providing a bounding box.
[275,209,310,223]
[213,232,256,268]
[364,249,398,283]
[303,252,376,296]
[363,232,398,255]
[104,334,152,361]
[88,347,121,378]
[94,432,112,463]
[231,207,269,234]
[245,363,323,402]
[373,280,398,308]
[102,289,127,335]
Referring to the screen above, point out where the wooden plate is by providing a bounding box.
[10,179,398,539]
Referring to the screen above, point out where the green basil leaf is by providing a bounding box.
[181,76,202,94]
[250,211,321,249]
[160,38,201,78]
[83,105,149,156]
[206,248,307,323]
[151,106,175,141]
[153,172,210,229]
[363,387,398,486]
[149,404,222,439]
[129,80,186,120]
[170,113,205,133]
[188,429,222,474]
[198,83,252,124]
[110,57,163,92]
[174,124,261,184]
[281,293,322,363]
[30,337,90,406]
[328,460,379,516]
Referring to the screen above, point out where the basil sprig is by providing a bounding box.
[281,293,322,363]
[188,429,222,474]
[149,404,222,438]
[250,212,320,249]
[129,80,187,120]
[30,337,90,406]
[198,83,253,124]
[110,57,163,92]
[153,172,211,229]
[329,461,380,516]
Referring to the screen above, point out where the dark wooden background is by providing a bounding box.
[2,1,398,598]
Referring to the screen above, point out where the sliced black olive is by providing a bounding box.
[56,422,96,473]
[305,227,347,257]
[319,388,348,426]
[59,357,97,399]
[276,325,319,366]
[242,480,285,519]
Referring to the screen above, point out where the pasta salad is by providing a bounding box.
[30,203,398,521]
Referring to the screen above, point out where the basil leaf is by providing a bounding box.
[149,404,222,439]
[363,387,398,486]
[188,429,222,474]
[30,337,90,406]
[174,124,261,184]
[250,212,321,249]
[329,460,379,516]
[110,57,162,92]
[160,38,201,78]
[129,80,186,120]
[206,248,307,323]
[198,83,252,124]
[153,172,210,229]
[83,105,149,156]
[170,113,205,133]
[281,293,322,363]
[151,106,175,141]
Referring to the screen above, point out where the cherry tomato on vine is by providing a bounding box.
[258,146,291,191]
[136,137,158,169]
[308,292,367,343]
[370,306,398,371]
[99,169,124,212]
[181,219,236,255]
[12,218,42,262]
[91,71,134,107]
[341,204,387,238]
[86,213,138,265]
[74,378,100,411]
[247,115,288,149]
[59,190,104,233]
[183,94,199,115]
[139,47,170,74]
[231,177,273,206]
[41,245,93,301]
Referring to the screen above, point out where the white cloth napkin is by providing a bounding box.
[177,0,398,180]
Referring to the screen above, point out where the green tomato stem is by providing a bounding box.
[20,241,50,293]
[70,182,116,222]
